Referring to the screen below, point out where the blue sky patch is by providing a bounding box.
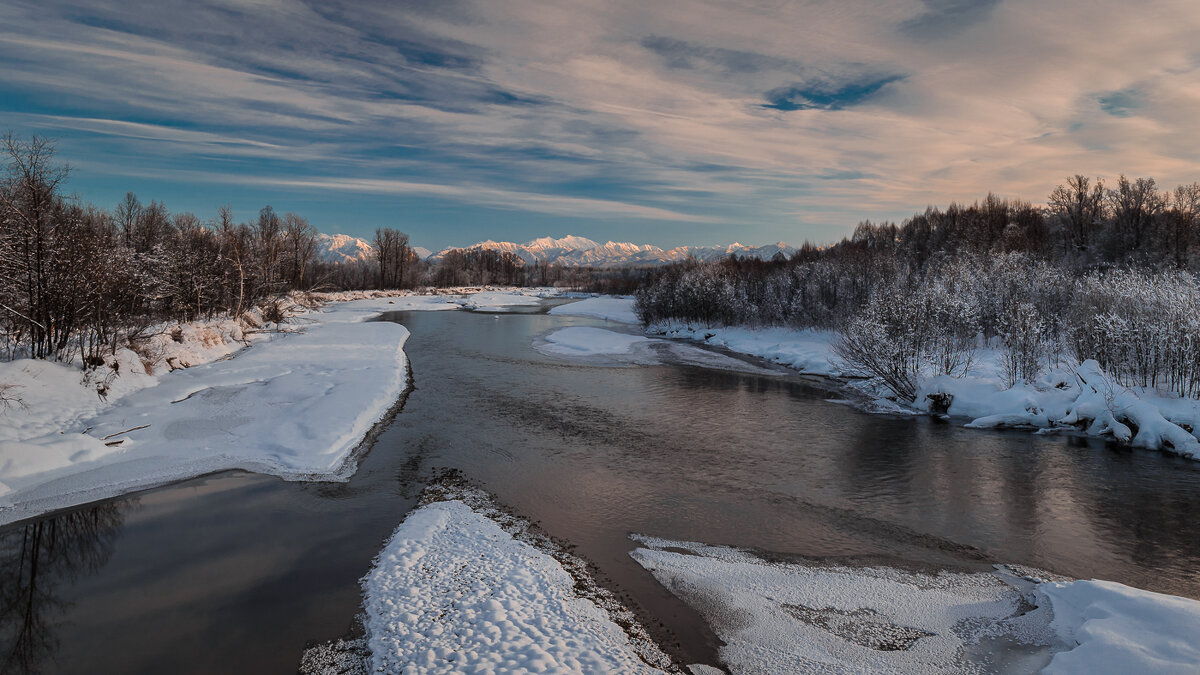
[762,75,904,111]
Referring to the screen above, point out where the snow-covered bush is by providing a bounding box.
[834,278,978,402]
[999,300,1046,386]
[1068,270,1200,397]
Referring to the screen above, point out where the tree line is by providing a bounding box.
[636,177,1200,402]
[0,135,642,365]
[0,135,433,364]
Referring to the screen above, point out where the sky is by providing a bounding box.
[2,0,1199,251]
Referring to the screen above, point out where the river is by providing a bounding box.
[3,307,1200,673]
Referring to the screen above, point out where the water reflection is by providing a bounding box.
[0,503,127,673]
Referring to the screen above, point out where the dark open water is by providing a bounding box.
[3,307,1200,673]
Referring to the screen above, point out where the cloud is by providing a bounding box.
[2,0,1200,248]
[901,0,1004,38]
[640,36,800,75]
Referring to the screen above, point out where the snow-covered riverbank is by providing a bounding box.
[644,320,1200,459]
[549,295,1200,458]
[356,479,679,674]
[0,288,559,525]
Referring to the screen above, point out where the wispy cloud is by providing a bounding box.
[2,0,1199,248]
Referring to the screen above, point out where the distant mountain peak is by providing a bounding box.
[315,232,375,264]
[429,235,793,267]
[522,235,599,251]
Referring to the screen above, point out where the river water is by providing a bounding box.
[3,307,1200,673]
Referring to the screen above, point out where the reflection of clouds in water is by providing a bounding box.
[0,503,127,674]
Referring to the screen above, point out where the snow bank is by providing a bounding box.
[363,489,676,674]
[1037,579,1200,674]
[651,324,843,376]
[648,321,1200,457]
[0,296,413,524]
[538,327,650,356]
[631,536,1056,674]
[924,360,1200,458]
[549,296,639,324]
[462,288,560,310]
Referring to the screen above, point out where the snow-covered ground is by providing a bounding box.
[1036,578,1200,674]
[360,482,678,674]
[0,296,420,523]
[0,288,563,524]
[548,296,640,324]
[632,536,1200,675]
[632,536,1057,674]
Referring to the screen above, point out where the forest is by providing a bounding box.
[636,178,1200,402]
[0,136,609,366]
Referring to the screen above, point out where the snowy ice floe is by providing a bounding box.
[631,535,1060,674]
[461,288,559,311]
[651,324,845,377]
[537,326,651,356]
[360,480,678,674]
[0,295,414,524]
[631,535,1200,675]
[548,296,640,324]
[1036,578,1200,674]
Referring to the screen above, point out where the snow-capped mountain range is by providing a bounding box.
[315,233,793,267]
[314,233,431,264]
[433,235,794,266]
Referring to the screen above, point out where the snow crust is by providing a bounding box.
[654,325,844,376]
[631,536,1056,674]
[633,536,1200,674]
[0,296,414,523]
[1037,579,1200,674]
[548,296,640,324]
[538,327,650,356]
[363,499,671,674]
[461,288,559,311]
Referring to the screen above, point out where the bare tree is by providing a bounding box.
[1048,175,1105,252]
[0,134,70,359]
[114,191,142,248]
[282,213,317,290]
[1105,175,1166,257]
[372,227,411,289]
[1169,183,1200,269]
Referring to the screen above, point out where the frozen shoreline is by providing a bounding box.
[543,295,1200,458]
[649,320,1200,459]
[632,536,1200,675]
[355,478,679,674]
[0,289,557,525]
